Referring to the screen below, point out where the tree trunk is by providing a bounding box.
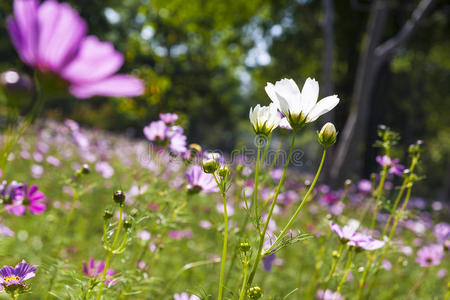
[330,0,437,183]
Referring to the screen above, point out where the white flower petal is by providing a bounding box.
[307,95,339,122]
[265,82,280,110]
[300,77,319,114]
[274,78,301,114]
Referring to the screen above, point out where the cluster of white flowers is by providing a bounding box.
[249,77,340,139]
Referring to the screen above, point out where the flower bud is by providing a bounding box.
[344,179,352,189]
[81,164,90,174]
[103,209,113,220]
[218,166,230,178]
[113,190,125,205]
[239,242,250,253]
[202,158,219,174]
[124,218,133,230]
[332,250,340,259]
[247,286,263,299]
[317,122,337,148]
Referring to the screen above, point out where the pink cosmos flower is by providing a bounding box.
[173,293,200,300]
[7,0,144,98]
[82,258,116,286]
[143,120,167,142]
[5,184,47,216]
[329,221,385,251]
[0,260,37,291]
[160,113,178,124]
[316,289,344,300]
[415,244,444,267]
[376,155,405,176]
[185,165,219,194]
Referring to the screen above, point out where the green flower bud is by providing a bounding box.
[103,209,113,220]
[239,242,250,253]
[218,166,230,178]
[332,250,340,259]
[317,122,337,148]
[202,158,219,174]
[247,286,263,299]
[344,179,352,189]
[123,218,133,230]
[113,190,125,205]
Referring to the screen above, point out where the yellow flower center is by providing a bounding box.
[3,276,19,283]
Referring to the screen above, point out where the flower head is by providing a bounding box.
[82,258,116,286]
[376,155,404,176]
[7,0,144,98]
[3,183,47,216]
[416,244,444,267]
[433,223,450,244]
[249,103,281,135]
[317,122,337,148]
[160,113,178,124]
[185,165,219,194]
[173,293,200,300]
[0,260,37,292]
[265,78,339,130]
[144,120,168,142]
[316,289,344,300]
[329,221,385,251]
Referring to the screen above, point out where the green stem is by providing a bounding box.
[96,205,124,300]
[247,130,297,287]
[260,132,272,166]
[336,248,353,294]
[264,148,327,255]
[214,173,228,300]
[253,138,263,219]
[369,165,389,232]
[325,243,344,283]
[238,258,249,300]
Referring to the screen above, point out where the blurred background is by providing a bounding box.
[0,0,449,200]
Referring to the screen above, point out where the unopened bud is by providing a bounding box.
[344,179,352,189]
[81,164,90,174]
[103,209,113,220]
[124,218,133,230]
[317,122,337,148]
[239,242,250,252]
[247,286,263,299]
[218,166,229,178]
[202,158,219,174]
[113,190,125,205]
[332,250,340,259]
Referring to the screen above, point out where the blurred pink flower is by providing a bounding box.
[416,244,444,267]
[7,0,144,98]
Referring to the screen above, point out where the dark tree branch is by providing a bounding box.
[374,0,438,61]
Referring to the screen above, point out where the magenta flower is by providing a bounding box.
[185,165,219,194]
[160,113,178,124]
[7,0,144,98]
[376,155,405,176]
[5,184,47,216]
[416,244,444,267]
[82,258,116,286]
[357,179,372,193]
[0,260,37,292]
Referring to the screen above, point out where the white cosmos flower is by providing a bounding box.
[249,103,281,135]
[265,78,339,129]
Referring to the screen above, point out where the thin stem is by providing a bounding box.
[325,243,344,283]
[246,130,297,286]
[260,132,272,166]
[369,165,389,232]
[405,269,427,300]
[238,258,249,300]
[96,205,123,300]
[265,148,327,255]
[214,173,228,300]
[253,138,262,219]
[336,248,353,294]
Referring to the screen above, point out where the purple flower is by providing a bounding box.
[0,223,14,237]
[329,221,385,251]
[357,179,372,193]
[0,180,23,207]
[433,222,450,244]
[82,258,116,286]
[416,244,444,267]
[7,0,144,98]
[168,130,187,155]
[160,113,178,124]
[316,289,344,300]
[185,165,219,194]
[0,260,37,291]
[262,254,276,271]
[143,120,167,142]
[95,161,114,179]
[376,155,405,176]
